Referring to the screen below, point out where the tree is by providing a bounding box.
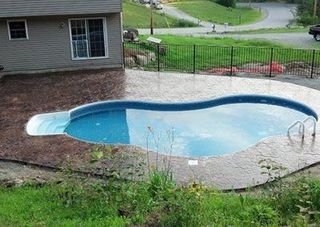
[297,0,320,25]
[216,0,236,8]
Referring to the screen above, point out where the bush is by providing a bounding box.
[216,0,236,8]
[176,19,197,27]
[296,0,320,25]
[298,13,320,26]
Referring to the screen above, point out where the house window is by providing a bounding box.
[69,18,108,60]
[7,20,28,40]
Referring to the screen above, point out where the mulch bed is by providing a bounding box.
[0,69,126,168]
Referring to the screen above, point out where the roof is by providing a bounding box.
[0,0,122,18]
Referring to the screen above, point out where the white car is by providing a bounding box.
[155,4,163,10]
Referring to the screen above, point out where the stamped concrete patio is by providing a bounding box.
[1,69,320,190]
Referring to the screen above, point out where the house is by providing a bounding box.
[0,0,123,75]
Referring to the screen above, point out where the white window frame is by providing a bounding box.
[68,17,109,61]
[7,19,29,40]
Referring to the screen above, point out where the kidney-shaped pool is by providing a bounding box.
[27,95,318,157]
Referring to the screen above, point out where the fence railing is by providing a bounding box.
[124,42,320,78]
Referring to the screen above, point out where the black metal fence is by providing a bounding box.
[124,42,320,78]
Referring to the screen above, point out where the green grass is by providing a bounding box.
[127,35,315,72]
[228,26,308,34]
[1,175,320,226]
[171,0,263,25]
[123,1,196,28]
[141,35,285,47]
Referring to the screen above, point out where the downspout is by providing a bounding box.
[0,65,4,83]
[120,2,124,69]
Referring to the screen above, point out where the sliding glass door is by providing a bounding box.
[70,18,107,60]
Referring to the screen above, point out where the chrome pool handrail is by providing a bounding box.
[287,116,317,140]
[287,121,305,139]
[302,116,317,137]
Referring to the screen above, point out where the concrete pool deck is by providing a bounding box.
[1,69,320,189]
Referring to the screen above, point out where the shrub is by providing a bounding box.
[176,19,197,27]
[3,177,320,225]
[296,0,320,25]
[216,0,236,8]
[244,204,278,225]
[298,14,320,26]
[270,177,320,224]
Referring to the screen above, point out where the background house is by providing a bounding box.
[0,0,123,74]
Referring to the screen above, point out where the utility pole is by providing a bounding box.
[314,0,318,17]
[150,0,154,35]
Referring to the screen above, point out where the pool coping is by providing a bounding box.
[69,94,318,120]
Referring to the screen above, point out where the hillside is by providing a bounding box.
[171,0,263,25]
[123,1,195,28]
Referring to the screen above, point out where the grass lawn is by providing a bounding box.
[1,175,320,226]
[228,26,308,34]
[140,35,285,47]
[126,35,315,72]
[171,0,263,25]
[123,1,195,28]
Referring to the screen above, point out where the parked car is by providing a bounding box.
[139,0,150,4]
[154,3,163,10]
[149,1,162,10]
[123,28,139,42]
[309,25,320,41]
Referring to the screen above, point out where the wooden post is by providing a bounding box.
[314,0,318,17]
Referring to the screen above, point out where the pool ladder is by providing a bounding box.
[287,116,317,139]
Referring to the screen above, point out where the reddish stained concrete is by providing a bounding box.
[2,69,320,189]
[0,69,126,167]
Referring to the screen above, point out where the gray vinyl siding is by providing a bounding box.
[0,13,123,73]
[0,0,122,18]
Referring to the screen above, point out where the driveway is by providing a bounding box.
[139,3,296,34]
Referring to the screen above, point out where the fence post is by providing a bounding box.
[230,46,234,76]
[157,44,160,72]
[269,48,274,77]
[122,42,126,69]
[193,45,196,73]
[311,49,316,79]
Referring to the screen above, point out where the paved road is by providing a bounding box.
[160,4,213,27]
[193,32,317,49]
[139,3,316,49]
[139,3,296,35]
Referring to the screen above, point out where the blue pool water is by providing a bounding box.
[65,96,316,157]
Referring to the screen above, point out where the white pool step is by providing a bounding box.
[26,111,70,136]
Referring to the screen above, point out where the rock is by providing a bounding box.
[1,178,24,187]
[240,63,264,69]
[125,57,135,66]
[285,62,310,70]
[147,52,156,61]
[136,55,149,66]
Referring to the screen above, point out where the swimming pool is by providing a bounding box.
[26,95,318,157]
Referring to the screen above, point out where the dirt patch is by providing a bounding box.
[0,69,126,170]
[0,161,58,187]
